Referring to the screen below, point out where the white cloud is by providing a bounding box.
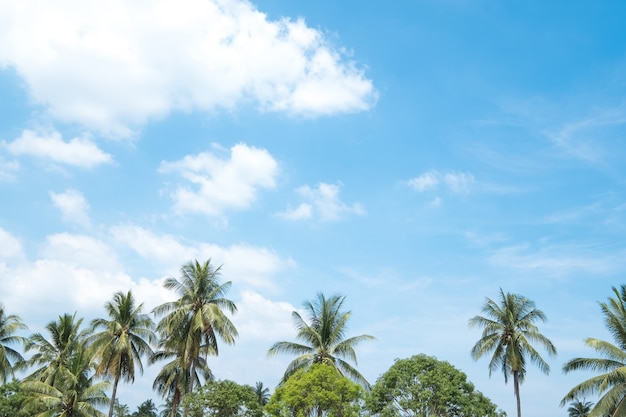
[407,171,439,192]
[4,129,113,168]
[0,227,24,262]
[443,172,474,193]
[111,224,292,290]
[159,143,278,217]
[0,156,19,181]
[0,0,376,137]
[276,203,313,221]
[50,189,91,228]
[407,170,475,194]
[279,182,364,222]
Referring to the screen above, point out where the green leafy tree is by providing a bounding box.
[0,380,33,417]
[132,399,158,417]
[268,293,375,388]
[567,399,593,417]
[0,306,27,384]
[366,354,504,417]
[182,380,262,417]
[152,259,236,414]
[90,290,156,417]
[21,343,109,417]
[562,285,626,416]
[24,313,90,386]
[254,381,270,406]
[266,363,363,417]
[469,289,556,417]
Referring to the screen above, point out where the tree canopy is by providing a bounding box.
[366,354,504,417]
[182,379,262,417]
[266,363,363,417]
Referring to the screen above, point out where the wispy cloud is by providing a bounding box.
[488,242,622,277]
[277,182,365,222]
[406,170,475,207]
[4,129,113,168]
[159,143,278,218]
[544,104,626,163]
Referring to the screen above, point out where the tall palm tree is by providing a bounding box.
[567,399,593,417]
[0,304,27,383]
[268,292,375,388]
[469,289,557,417]
[24,313,89,386]
[150,333,213,417]
[562,285,626,417]
[90,290,156,417]
[254,381,270,406]
[152,259,236,412]
[22,339,109,417]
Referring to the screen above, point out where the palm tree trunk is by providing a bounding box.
[108,372,121,417]
[513,370,521,417]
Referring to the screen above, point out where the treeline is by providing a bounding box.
[0,259,625,417]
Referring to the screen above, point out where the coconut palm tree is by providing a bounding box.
[567,399,593,417]
[268,292,375,388]
[469,289,557,417]
[150,333,214,417]
[24,313,90,386]
[153,259,237,396]
[561,285,626,417]
[22,340,109,417]
[254,381,270,406]
[90,290,156,417]
[0,304,27,383]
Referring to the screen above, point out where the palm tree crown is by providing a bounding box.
[268,292,375,388]
[90,290,156,417]
[0,304,27,384]
[562,285,626,417]
[25,312,89,386]
[567,399,593,417]
[469,289,556,417]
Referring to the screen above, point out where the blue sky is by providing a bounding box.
[1,0,626,415]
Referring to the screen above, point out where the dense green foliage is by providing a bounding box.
[469,289,556,417]
[366,354,504,417]
[0,380,31,417]
[266,364,363,417]
[268,293,374,387]
[562,285,626,417]
[182,379,262,417]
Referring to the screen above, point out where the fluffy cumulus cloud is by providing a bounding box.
[0,0,376,137]
[278,181,365,222]
[50,189,91,228]
[4,129,113,168]
[111,224,292,289]
[159,143,278,217]
[407,170,475,194]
